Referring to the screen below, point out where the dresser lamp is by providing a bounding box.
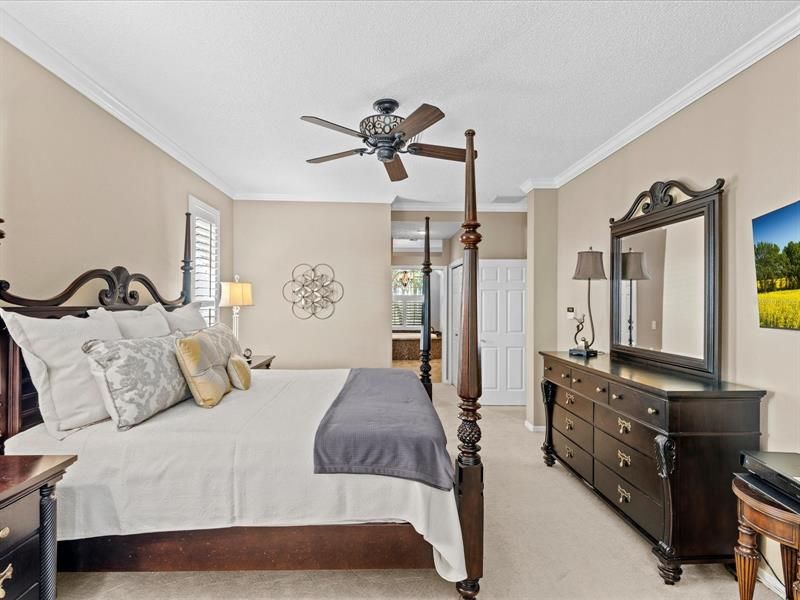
[570,247,606,357]
[219,275,253,340]
[621,248,650,346]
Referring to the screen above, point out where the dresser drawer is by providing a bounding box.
[594,461,663,541]
[544,359,572,387]
[595,403,657,459]
[570,369,609,404]
[553,430,593,484]
[608,383,667,430]
[553,404,593,453]
[594,429,661,501]
[0,534,40,600]
[19,583,39,600]
[0,492,38,555]
[555,385,593,423]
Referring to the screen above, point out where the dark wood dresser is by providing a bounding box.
[540,351,765,584]
[0,455,76,600]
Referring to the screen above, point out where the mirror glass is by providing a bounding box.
[616,216,705,358]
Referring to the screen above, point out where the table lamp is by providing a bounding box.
[621,248,649,346]
[570,247,606,357]
[219,275,253,340]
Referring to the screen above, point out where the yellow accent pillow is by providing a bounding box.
[175,333,233,408]
[227,354,252,390]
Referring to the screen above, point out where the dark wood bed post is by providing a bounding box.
[419,216,433,399]
[455,129,483,600]
[181,211,193,305]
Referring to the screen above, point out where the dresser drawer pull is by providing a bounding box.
[611,393,622,400]
[564,446,574,459]
[545,365,552,371]
[617,417,632,435]
[595,386,606,393]
[565,392,575,404]
[565,417,574,431]
[617,485,631,504]
[572,377,581,384]
[647,407,659,415]
[561,373,569,379]
[0,527,8,540]
[0,562,13,598]
[617,450,631,468]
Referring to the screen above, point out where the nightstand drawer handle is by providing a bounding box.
[617,485,631,504]
[565,392,575,404]
[565,417,574,431]
[0,527,8,539]
[647,407,659,415]
[565,446,574,459]
[0,562,13,598]
[617,450,631,468]
[617,417,631,435]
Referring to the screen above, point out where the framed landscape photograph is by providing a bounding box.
[752,200,800,330]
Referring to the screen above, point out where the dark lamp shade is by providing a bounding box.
[573,249,607,280]
[621,251,650,281]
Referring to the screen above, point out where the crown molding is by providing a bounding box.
[520,7,800,191]
[0,9,236,198]
[390,198,528,213]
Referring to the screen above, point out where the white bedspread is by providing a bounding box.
[6,369,466,581]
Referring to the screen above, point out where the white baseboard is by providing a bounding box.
[524,420,545,433]
[757,566,784,597]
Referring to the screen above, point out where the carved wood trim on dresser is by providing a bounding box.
[540,351,766,585]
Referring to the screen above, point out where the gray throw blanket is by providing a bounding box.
[314,368,454,491]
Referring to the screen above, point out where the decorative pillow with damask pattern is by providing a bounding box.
[83,332,190,430]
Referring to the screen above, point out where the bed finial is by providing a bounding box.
[419,216,433,400]
[456,128,483,600]
[181,212,193,305]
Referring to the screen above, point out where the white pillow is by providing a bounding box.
[0,308,122,439]
[89,304,171,339]
[154,301,207,332]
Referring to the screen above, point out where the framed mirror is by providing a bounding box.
[609,179,723,379]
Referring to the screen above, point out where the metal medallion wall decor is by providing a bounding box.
[282,264,344,320]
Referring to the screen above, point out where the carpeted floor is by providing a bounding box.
[58,383,775,599]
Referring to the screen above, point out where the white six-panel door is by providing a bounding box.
[478,260,527,405]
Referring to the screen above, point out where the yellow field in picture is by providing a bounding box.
[757,289,800,330]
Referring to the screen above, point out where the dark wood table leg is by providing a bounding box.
[735,521,760,600]
[40,483,58,600]
[540,380,556,466]
[793,552,800,600]
[781,545,798,600]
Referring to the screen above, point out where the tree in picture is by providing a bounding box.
[752,200,800,330]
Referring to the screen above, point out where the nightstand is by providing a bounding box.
[0,455,76,600]
[248,355,275,370]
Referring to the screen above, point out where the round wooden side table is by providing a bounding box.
[733,477,800,600]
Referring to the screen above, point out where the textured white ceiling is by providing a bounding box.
[2,1,798,208]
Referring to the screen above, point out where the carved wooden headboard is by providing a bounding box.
[0,213,193,451]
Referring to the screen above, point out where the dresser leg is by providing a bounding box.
[735,522,760,600]
[792,552,800,600]
[780,545,797,600]
[40,483,58,600]
[656,557,682,585]
[540,379,556,467]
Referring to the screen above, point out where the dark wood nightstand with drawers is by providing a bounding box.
[0,455,76,600]
[248,355,275,370]
[540,351,765,585]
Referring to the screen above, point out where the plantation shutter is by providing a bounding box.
[188,196,221,326]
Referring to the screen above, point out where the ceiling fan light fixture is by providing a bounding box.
[359,113,404,137]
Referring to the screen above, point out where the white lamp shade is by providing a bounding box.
[219,281,253,307]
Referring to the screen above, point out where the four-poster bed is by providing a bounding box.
[0,130,484,598]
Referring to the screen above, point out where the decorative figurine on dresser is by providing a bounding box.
[540,179,767,585]
[0,455,76,600]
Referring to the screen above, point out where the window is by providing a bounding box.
[189,196,221,326]
[392,268,424,329]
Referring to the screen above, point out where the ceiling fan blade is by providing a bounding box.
[306,149,364,164]
[389,104,444,140]
[301,116,364,138]
[384,156,408,182]
[407,143,477,162]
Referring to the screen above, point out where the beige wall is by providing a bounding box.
[549,38,800,581]
[234,201,392,369]
[0,40,234,305]
[449,212,527,263]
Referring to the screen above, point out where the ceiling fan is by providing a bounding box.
[301,98,474,182]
